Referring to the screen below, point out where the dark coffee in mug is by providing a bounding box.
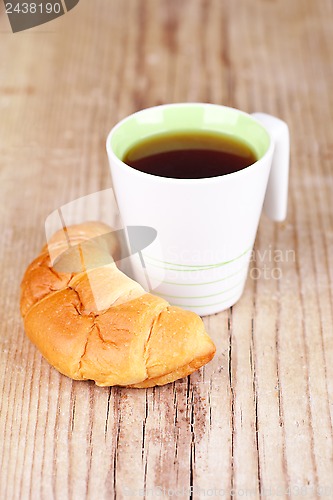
[123,131,257,179]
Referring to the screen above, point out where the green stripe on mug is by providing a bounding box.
[155,280,242,300]
[147,267,245,286]
[170,291,242,309]
[143,246,252,271]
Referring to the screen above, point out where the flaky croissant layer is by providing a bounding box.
[20,222,216,387]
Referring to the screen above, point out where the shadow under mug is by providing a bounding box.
[106,103,289,316]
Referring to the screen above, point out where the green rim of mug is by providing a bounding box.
[109,103,270,165]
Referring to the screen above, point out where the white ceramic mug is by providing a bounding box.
[106,103,289,316]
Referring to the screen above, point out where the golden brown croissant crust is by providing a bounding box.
[20,222,216,387]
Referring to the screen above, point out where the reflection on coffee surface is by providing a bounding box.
[123,131,258,179]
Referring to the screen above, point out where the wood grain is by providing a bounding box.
[1,0,333,498]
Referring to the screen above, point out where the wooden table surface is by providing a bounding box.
[1,0,333,498]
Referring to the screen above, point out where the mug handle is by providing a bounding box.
[252,113,290,222]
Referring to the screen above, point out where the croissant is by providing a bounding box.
[20,222,216,387]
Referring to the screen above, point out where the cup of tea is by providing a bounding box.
[106,103,289,316]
